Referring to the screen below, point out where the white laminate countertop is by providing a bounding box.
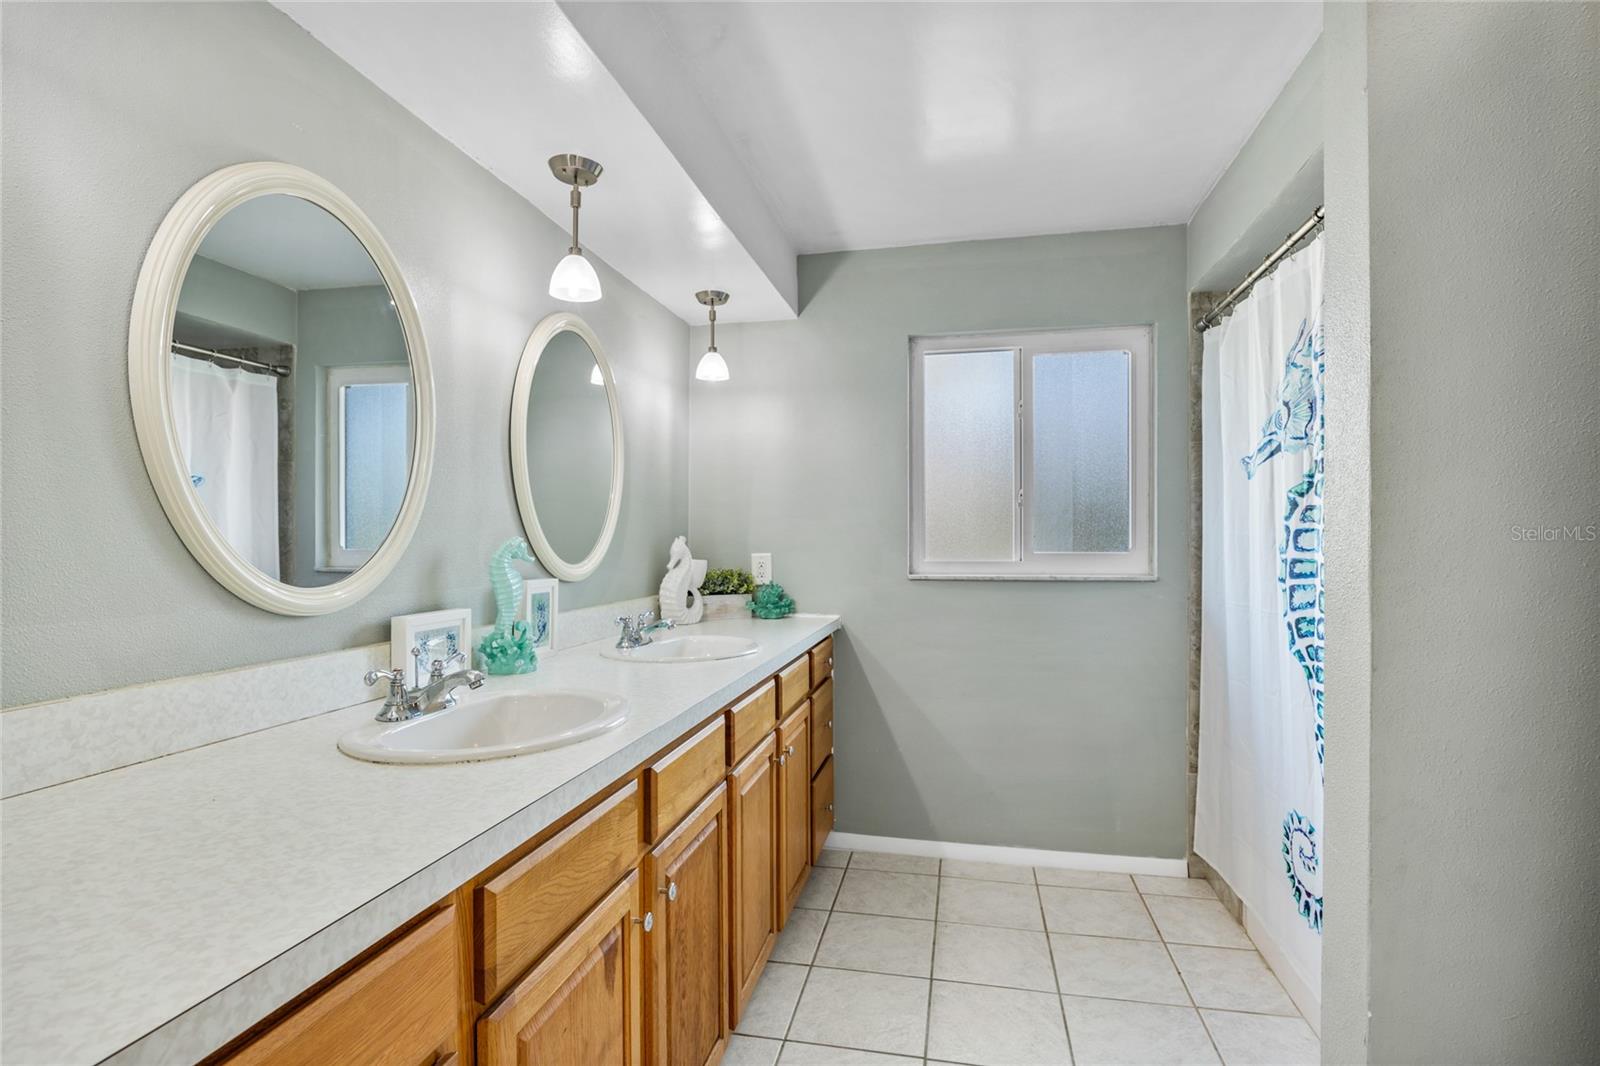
[0,614,840,1065]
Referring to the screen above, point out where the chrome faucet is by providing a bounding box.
[363,661,486,723]
[615,610,675,650]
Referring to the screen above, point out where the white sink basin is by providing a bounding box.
[600,634,760,663]
[338,689,627,765]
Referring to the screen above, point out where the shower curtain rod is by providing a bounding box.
[1196,205,1325,332]
[171,341,290,378]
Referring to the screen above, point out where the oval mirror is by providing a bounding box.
[129,163,434,615]
[510,313,624,582]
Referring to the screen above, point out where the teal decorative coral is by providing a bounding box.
[476,538,539,674]
[748,582,796,619]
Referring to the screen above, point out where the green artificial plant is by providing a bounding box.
[701,568,756,596]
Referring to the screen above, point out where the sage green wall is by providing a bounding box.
[0,2,689,708]
[1322,3,1600,1061]
[689,228,1190,858]
[176,255,299,346]
[1187,38,1323,292]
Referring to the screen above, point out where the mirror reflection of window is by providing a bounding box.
[171,193,414,586]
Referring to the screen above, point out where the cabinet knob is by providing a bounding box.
[660,880,678,902]
[785,744,797,756]
[634,911,654,932]
[777,753,787,766]
[827,657,833,668]
[825,720,832,729]
[825,803,834,813]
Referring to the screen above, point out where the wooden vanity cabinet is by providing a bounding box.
[221,632,836,1066]
[727,732,779,1025]
[776,701,812,924]
[221,906,460,1066]
[477,872,647,1066]
[644,785,730,1066]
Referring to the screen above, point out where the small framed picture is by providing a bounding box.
[522,578,558,651]
[391,608,473,687]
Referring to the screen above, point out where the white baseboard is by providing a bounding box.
[1243,904,1322,1033]
[824,831,1189,878]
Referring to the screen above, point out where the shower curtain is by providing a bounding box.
[1195,237,1324,1002]
[170,355,281,578]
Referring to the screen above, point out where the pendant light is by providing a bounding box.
[695,290,730,382]
[548,154,603,302]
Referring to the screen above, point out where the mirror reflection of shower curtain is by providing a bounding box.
[1196,237,1324,1006]
[170,355,281,578]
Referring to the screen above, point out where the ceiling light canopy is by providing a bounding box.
[548,154,603,303]
[695,290,730,382]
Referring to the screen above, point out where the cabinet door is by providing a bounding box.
[477,872,646,1066]
[777,702,812,923]
[811,755,834,865]
[728,733,778,1025]
[645,784,730,1066]
[809,677,834,778]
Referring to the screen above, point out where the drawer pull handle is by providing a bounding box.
[660,880,678,902]
[634,911,654,932]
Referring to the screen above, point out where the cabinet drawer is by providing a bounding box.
[727,680,777,766]
[809,637,834,688]
[224,906,458,1066]
[777,656,811,718]
[811,756,834,865]
[476,781,643,1004]
[809,677,833,778]
[647,716,728,842]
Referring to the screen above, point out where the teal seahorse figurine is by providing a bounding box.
[748,582,796,620]
[476,537,539,675]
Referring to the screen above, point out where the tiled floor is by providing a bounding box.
[728,850,1318,1066]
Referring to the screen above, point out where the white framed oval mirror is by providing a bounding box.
[510,312,624,582]
[128,162,435,615]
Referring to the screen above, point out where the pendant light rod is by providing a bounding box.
[570,185,582,254]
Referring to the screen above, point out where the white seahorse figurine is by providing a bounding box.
[658,536,705,624]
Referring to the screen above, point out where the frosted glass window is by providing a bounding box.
[921,349,1016,561]
[1031,351,1131,552]
[910,325,1153,579]
[340,381,411,552]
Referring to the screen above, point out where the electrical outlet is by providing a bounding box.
[751,553,773,585]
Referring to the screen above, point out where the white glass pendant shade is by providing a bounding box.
[695,348,730,382]
[549,253,602,302]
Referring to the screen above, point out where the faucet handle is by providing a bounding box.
[636,610,656,627]
[429,649,466,682]
[364,667,404,688]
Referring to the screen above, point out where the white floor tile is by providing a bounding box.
[778,1041,921,1064]
[926,980,1071,1065]
[1201,1009,1320,1066]
[1039,886,1159,940]
[1135,874,1217,899]
[937,877,1045,931]
[786,968,930,1058]
[849,850,941,875]
[941,858,1035,883]
[814,912,934,977]
[1062,995,1221,1065]
[772,906,828,964]
[933,922,1057,992]
[726,1034,784,1066]
[1050,933,1190,1006]
[833,869,939,920]
[1035,867,1136,892]
[1168,945,1296,1015]
[736,962,810,1039]
[1144,897,1253,949]
[796,865,845,911]
[816,849,851,869]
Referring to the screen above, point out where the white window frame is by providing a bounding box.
[908,325,1155,581]
[320,363,413,572]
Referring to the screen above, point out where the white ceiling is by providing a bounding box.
[279,2,1320,322]
[276,1,799,324]
[574,2,1322,254]
[199,193,381,290]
